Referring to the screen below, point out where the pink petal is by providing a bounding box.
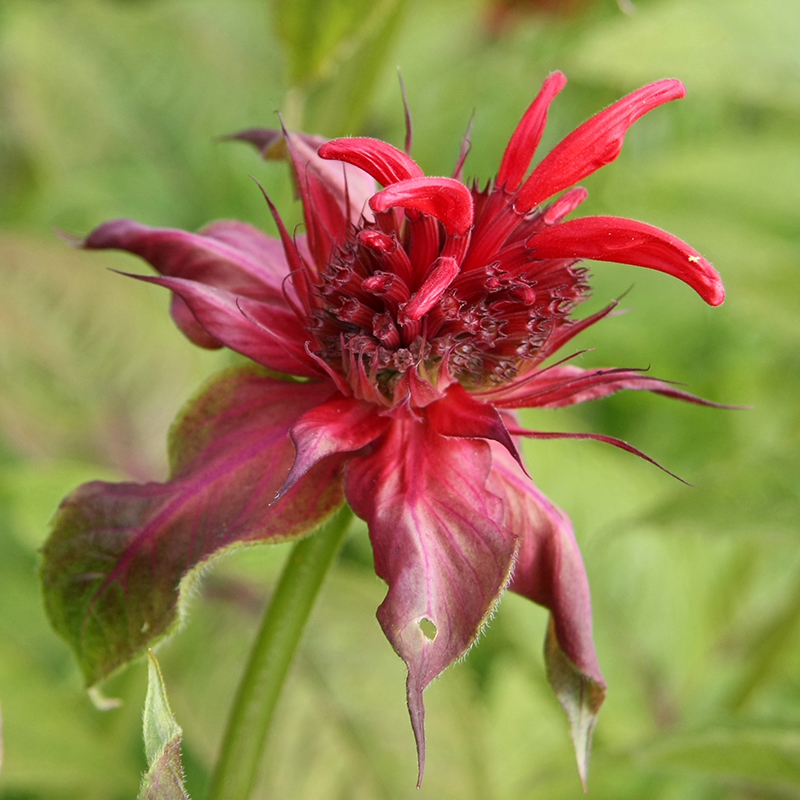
[345,419,517,785]
[528,216,725,306]
[84,218,299,348]
[426,383,523,468]
[41,369,344,684]
[279,395,389,497]
[370,177,475,237]
[169,294,223,349]
[487,442,603,684]
[227,128,377,225]
[508,425,688,483]
[318,137,424,187]
[85,218,291,299]
[486,443,605,787]
[131,273,319,378]
[517,79,686,212]
[487,364,732,410]
[497,71,567,191]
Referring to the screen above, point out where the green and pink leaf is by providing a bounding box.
[40,367,344,686]
[345,417,518,785]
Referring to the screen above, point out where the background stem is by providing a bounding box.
[206,504,354,800]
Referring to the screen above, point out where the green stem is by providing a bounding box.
[206,504,354,800]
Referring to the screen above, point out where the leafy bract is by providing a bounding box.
[41,366,344,686]
[138,652,190,800]
[345,417,517,785]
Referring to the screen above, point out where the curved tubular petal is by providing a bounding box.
[279,395,389,498]
[40,367,344,686]
[486,364,732,410]
[543,186,588,225]
[129,272,319,378]
[403,257,461,321]
[517,79,685,212]
[497,71,567,191]
[345,419,517,786]
[318,137,424,187]
[527,216,725,306]
[370,177,475,237]
[486,443,605,787]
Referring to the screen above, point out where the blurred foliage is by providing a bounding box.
[1,0,799,798]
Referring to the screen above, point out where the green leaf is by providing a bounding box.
[301,0,406,135]
[544,618,606,790]
[636,727,800,793]
[272,0,392,85]
[40,365,344,686]
[271,0,405,134]
[138,652,190,800]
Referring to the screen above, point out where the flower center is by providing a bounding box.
[308,192,589,404]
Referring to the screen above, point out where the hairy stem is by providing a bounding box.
[206,504,354,800]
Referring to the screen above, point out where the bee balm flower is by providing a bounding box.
[45,72,723,788]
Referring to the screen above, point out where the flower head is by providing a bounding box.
[46,72,723,787]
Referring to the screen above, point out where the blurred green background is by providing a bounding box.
[1,0,799,797]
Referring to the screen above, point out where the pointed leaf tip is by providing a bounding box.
[139,651,190,800]
[544,619,606,791]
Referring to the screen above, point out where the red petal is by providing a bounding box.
[169,294,222,349]
[426,383,523,468]
[345,419,517,785]
[517,79,685,212]
[403,257,460,321]
[508,426,688,483]
[497,71,567,191]
[370,177,475,237]
[318,137,424,187]
[41,369,344,684]
[543,186,588,225]
[528,215,725,305]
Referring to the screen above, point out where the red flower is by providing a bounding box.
[49,72,723,786]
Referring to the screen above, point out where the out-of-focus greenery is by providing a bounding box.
[1,0,799,797]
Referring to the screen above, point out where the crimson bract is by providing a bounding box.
[42,72,724,787]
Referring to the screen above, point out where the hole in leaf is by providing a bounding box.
[419,617,437,641]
